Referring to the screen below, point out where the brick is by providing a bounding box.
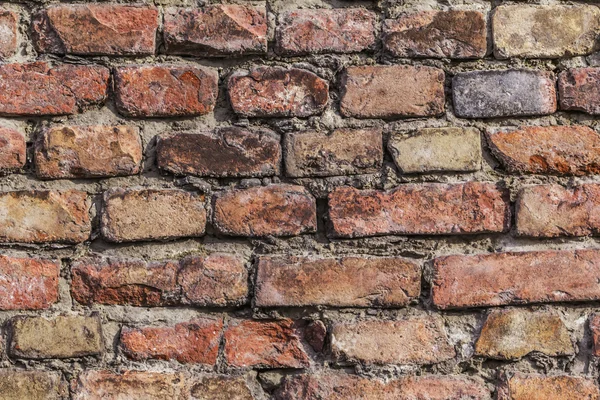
[35,125,142,179]
[190,376,254,400]
[0,127,25,170]
[0,255,59,310]
[0,62,109,116]
[432,249,600,309]
[32,5,158,55]
[157,127,281,178]
[71,258,180,307]
[255,256,420,307]
[558,68,600,115]
[0,190,90,244]
[101,188,206,242]
[114,65,218,117]
[164,5,267,56]
[493,5,600,59]
[453,70,557,118]
[179,253,248,306]
[284,128,383,178]
[305,320,327,352]
[121,318,223,364]
[590,314,600,357]
[328,182,509,238]
[388,127,481,174]
[0,370,67,400]
[475,309,572,360]
[224,319,309,368]
[73,371,187,400]
[0,9,17,58]
[384,10,487,59]
[516,184,600,237]
[276,374,491,400]
[276,8,376,56]
[340,65,445,118]
[487,126,600,176]
[213,184,316,237]
[331,317,455,365]
[9,314,102,359]
[228,67,329,117]
[498,373,599,400]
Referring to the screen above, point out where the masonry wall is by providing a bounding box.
[0,0,599,399]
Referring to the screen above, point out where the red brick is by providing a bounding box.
[0,62,108,116]
[0,9,17,58]
[328,183,509,238]
[224,319,310,368]
[276,8,376,56]
[0,370,67,400]
[121,318,223,364]
[559,68,600,115]
[32,5,158,55]
[340,65,445,118]
[0,127,25,171]
[590,314,600,357]
[0,190,90,244]
[0,255,59,310]
[73,371,187,400]
[432,249,600,309]
[228,67,329,117]
[498,373,599,400]
[213,184,317,237]
[516,184,600,237]
[383,10,487,59]
[157,127,281,178]
[164,5,267,56]
[35,125,142,179]
[114,65,218,117]
[71,258,180,307]
[255,256,420,307]
[331,317,455,365]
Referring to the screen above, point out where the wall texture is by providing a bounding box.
[0,0,599,399]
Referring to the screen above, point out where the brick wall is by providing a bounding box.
[0,0,599,399]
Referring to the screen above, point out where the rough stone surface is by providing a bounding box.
[558,68,600,115]
[255,256,420,307]
[384,10,487,59]
[497,374,600,400]
[73,371,187,400]
[388,127,481,173]
[0,127,26,170]
[164,5,267,56]
[0,9,17,58]
[0,255,59,310]
[0,370,67,400]
[340,65,445,118]
[453,70,557,118]
[189,376,255,400]
[328,183,509,238]
[590,314,600,357]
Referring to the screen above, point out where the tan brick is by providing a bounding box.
[498,373,600,400]
[0,9,17,58]
[0,255,59,310]
[190,376,255,400]
[0,370,67,400]
[0,128,26,170]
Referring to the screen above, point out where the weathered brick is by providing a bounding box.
[340,65,445,118]
[157,127,281,178]
[493,5,600,59]
[228,67,329,117]
[388,127,481,174]
[255,256,420,308]
[213,184,316,237]
[121,318,223,364]
[453,70,557,118]
[384,10,487,59]
[432,249,600,309]
[0,62,109,116]
[73,371,187,400]
[114,65,218,117]
[9,315,102,359]
[0,255,59,310]
[0,190,90,244]
[71,258,180,307]
[0,370,67,400]
[0,127,26,171]
[0,9,17,58]
[498,373,600,400]
[305,320,327,353]
[276,8,376,56]
[224,319,310,368]
[190,376,255,400]
[487,126,600,175]
[35,125,142,179]
[328,183,509,238]
[284,128,383,177]
[516,184,600,237]
[32,5,158,55]
[164,5,267,56]
[558,68,600,115]
[590,314,600,357]
[475,309,573,360]
[101,188,206,242]
[276,374,491,400]
[331,317,455,365]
